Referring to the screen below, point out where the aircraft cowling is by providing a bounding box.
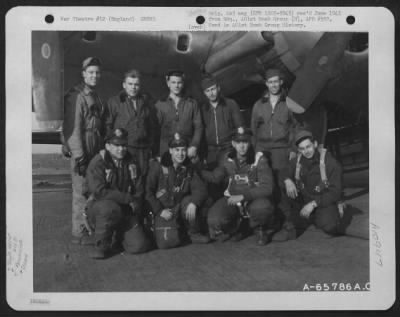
[286,32,353,114]
[32,31,63,131]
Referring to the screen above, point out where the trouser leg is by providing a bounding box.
[180,196,210,244]
[159,140,168,159]
[247,198,274,229]
[88,200,123,243]
[269,148,293,225]
[312,204,341,236]
[207,197,240,238]
[247,198,274,245]
[207,144,231,168]
[87,200,124,258]
[128,146,151,176]
[197,197,213,234]
[272,193,300,242]
[180,195,201,234]
[206,149,227,202]
[206,145,232,202]
[71,159,89,238]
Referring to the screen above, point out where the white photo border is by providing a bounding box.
[5,6,396,311]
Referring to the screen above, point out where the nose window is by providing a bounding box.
[81,31,97,42]
[177,33,190,52]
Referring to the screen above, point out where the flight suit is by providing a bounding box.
[201,97,244,201]
[155,96,203,156]
[201,97,244,166]
[250,92,300,225]
[287,150,343,234]
[145,153,208,249]
[201,150,274,238]
[106,91,157,175]
[86,150,152,254]
[62,82,105,239]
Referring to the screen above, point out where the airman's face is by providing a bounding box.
[169,146,187,165]
[298,139,317,159]
[265,75,282,96]
[167,75,184,96]
[82,65,101,87]
[232,140,250,157]
[106,143,127,160]
[204,84,220,103]
[123,77,141,97]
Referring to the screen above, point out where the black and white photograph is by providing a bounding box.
[5,6,395,311]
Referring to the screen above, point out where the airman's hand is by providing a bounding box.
[284,179,298,199]
[227,195,244,206]
[289,151,297,161]
[300,201,316,219]
[185,203,197,223]
[188,146,198,158]
[74,155,88,177]
[255,151,263,164]
[190,154,200,164]
[160,209,173,221]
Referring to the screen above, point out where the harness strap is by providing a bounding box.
[295,153,302,181]
[295,148,328,184]
[319,148,328,183]
[251,152,263,169]
[155,165,170,199]
[99,149,106,160]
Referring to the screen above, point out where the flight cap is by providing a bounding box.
[169,132,188,148]
[105,128,128,146]
[232,127,252,142]
[82,57,103,70]
[294,130,314,146]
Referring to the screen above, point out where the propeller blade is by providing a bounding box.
[287,32,353,113]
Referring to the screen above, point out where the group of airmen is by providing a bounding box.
[61,56,345,259]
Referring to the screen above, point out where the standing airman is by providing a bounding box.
[62,57,106,244]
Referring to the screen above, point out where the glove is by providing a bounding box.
[74,155,88,177]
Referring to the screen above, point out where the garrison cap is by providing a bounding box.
[82,57,103,70]
[105,128,128,145]
[166,69,185,79]
[201,73,218,90]
[265,68,282,80]
[232,126,252,142]
[294,130,313,146]
[169,133,188,148]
